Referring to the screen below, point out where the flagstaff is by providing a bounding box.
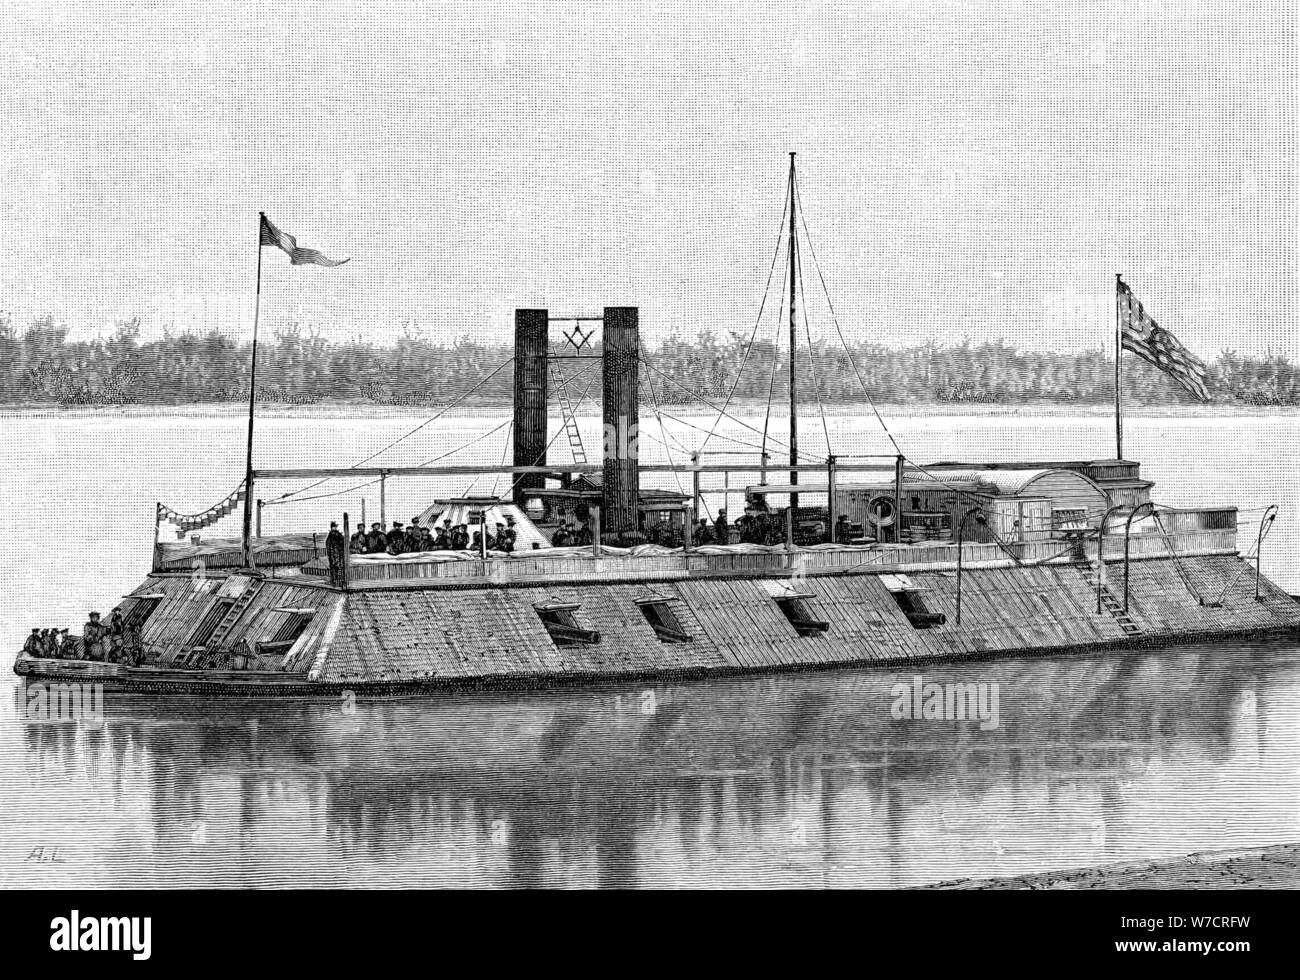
[241,213,265,569]
[1115,272,1123,460]
[240,213,350,569]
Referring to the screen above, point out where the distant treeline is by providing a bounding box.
[3,315,1298,408]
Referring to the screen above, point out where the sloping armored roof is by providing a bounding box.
[126,574,346,672]
[415,497,551,550]
[313,555,1300,684]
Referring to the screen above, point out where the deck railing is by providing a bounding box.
[290,525,1237,587]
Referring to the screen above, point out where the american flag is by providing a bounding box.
[259,213,349,267]
[1117,278,1209,401]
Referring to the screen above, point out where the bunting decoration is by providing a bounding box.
[159,482,248,538]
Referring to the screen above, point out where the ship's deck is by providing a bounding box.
[155,513,1239,592]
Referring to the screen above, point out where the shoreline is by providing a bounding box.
[4,400,1300,421]
[920,842,1300,890]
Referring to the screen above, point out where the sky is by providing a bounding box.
[0,0,1294,356]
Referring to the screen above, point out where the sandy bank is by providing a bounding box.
[921,843,1300,890]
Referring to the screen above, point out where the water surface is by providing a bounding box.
[1,412,1296,887]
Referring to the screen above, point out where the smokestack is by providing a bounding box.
[513,309,548,506]
[601,307,639,539]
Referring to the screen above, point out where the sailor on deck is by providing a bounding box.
[695,519,714,546]
[120,622,142,666]
[387,522,405,555]
[106,608,125,661]
[495,522,514,553]
[23,628,42,658]
[451,524,469,550]
[737,513,756,543]
[405,518,425,552]
[366,522,387,553]
[82,612,107,661]
[326,521,346,587]
[714,509,730,544]
[349,524,368,554]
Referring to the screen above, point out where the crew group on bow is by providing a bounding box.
[22,609,143,664]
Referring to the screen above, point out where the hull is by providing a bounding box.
[16,550,1300,697]
[14,622,1300,697]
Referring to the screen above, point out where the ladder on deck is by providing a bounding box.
[205,579,263,651]
[1075,562,1143,636]
[550,364,587,464]
[168,577,265,667]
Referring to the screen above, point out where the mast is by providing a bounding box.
[788,152,799,511]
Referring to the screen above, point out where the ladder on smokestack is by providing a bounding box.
[549,363,587,465]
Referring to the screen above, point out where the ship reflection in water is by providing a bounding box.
[4,640,1299,889]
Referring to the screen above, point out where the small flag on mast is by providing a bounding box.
[1117,278,1209,401]
[259,213,349,267]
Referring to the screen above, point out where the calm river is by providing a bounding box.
[1,411,1297,887]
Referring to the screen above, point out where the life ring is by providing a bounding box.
[867,495,897,528]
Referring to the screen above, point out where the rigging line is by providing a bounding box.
[697,173,792,459]
[462,360,600,500]
[642,362,698,462]
[792,177,903,456]
[637,429,693,503]
[638,356,822,461]
[261,417,517,508]
[795,229,834,457]
[761,226,791,464]
[412,417,515,467]
[896,458,1002,510]
[1204,514,1276,605]
[269,356,515,503]
[643,364,689,500]
[1148,508,1205,603]
[651,402,792,457]
[266,476,383,505]
[488,420,514,499]
[500,370,602,501]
